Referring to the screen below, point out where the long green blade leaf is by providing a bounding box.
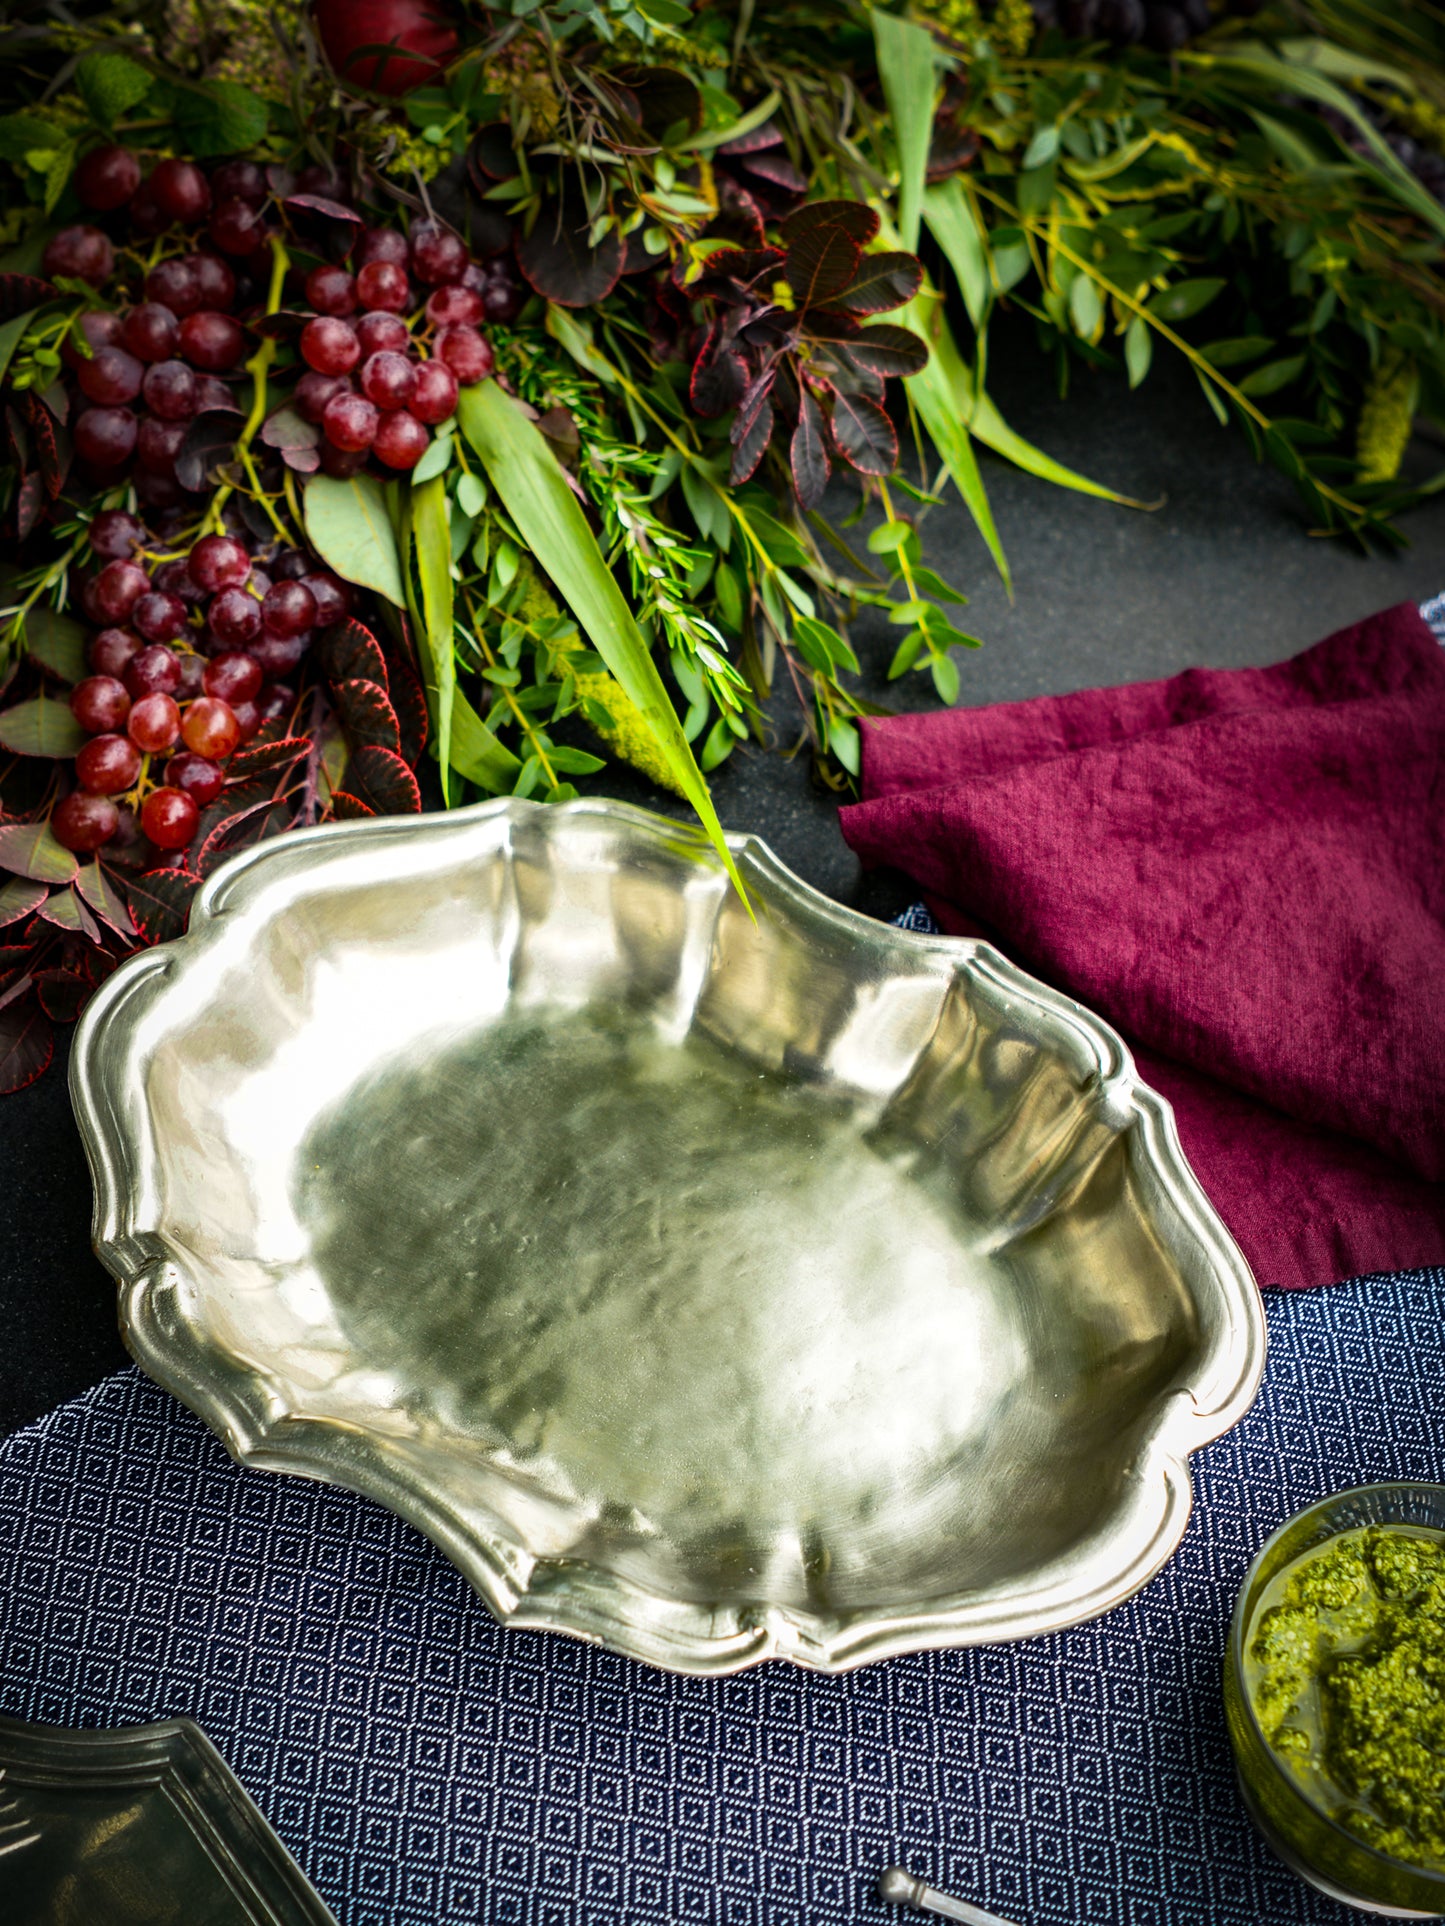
[922,180,990,330]
[458,380,744,900]
[411,474,456,804]
[448,689,522,789]
[902,298,1010,593]
[969,387,1150,505]
[872,10,936,252]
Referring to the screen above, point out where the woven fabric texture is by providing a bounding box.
[2,1269,1442,1926]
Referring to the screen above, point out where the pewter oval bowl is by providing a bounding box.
[72,798,1264,1675]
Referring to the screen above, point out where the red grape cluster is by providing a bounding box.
[44,146,524,498]
[53,510,351,856]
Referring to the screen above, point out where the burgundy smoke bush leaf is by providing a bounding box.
[718,121,786,158]
[0,878,50,928]
[226,736,312,778]
[330,790,377,820]
[803,307,862,342]
[261,406,320,452]
[387,649,428,766]
[785,226,862,310]
[175,409,247,494]
[35,967,89,1024]
[15,472,44,541]
[197,800,291,878]
[730,396,773,484]
[0,995,52,1095]
[779,201,881,247]
[834,252,925,315]
[679,247,785,303]
[791,388,831,508]
[0,275,57,323]
[346,745,421,815]
[333,677,402,754]
[690,328,749,418]
[734,150,807,198]
[316,619,390,690]
[23,393,65,499]
[846,324,929,378]
[831,391,899,475]
[713,175,766,247]
[124,868,201,945]
[516,184,625,308]
[283,193,365,230]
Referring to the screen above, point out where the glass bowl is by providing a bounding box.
[1224,1483,1445,1918]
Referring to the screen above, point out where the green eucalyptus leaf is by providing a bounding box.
[1201,335,1274,369]
[0,697,86,757]
[410,432,454,485]
[1149,278,1227,322]
[1237,354,1307,397]
[304,472,406,606]
[931,653,960,705]
[829,718,860,777]
[22,604,86,683]
[1125,315,1152,389]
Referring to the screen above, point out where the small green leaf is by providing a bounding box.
[1125,315,1152,389]
[931,654,960,704]
[22,605,87,683]
[410,432,454,485]
[1022,124,1060,170]
[546,746,606,775]
[0,697,86,757]
[173,80,268,157]
[0,821,78,884]
[305,472,406,606]
[75,51,152,126]
[1149,278,1227,322]
[1237,354,1307,398]
[456,471,488,519]
[866,521,916,555]
[446,691,521,790]
[1200,335,1274,370]
[910,565,969,604]
[1068,275,1103,341]
[888,629,928,680]
[713,560,743,633]
[700,713,736,772]
[829,719,861,777]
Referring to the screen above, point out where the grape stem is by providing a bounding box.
[198,236,295,543]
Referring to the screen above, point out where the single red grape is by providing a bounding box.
[141,786,199,850]
[88,510,144,561]
[188,533,250,594]
[52,792,119,852]
[189,253,238,309]
[180,695,242,759]
[120,303,180,363]
[71,675,132,734]
[409,218,468,286]
[128,692,182,753]
[42,225,114,287]
[143,359,199,420]
[256,682,295,726]
[210,198,267,257]
[251,630,308,678]
[299,572,350,628]
[306,266,358,316]
[356,260,411,313]
[434,326,493,384]
[355,311,410,356]
[203,651,263,704]
[180,311,246,371]
[154,560,206,608]
[176,652,206,699]
[76,732,142,795]
[61,310,124,370]
[93,560,150,623]
[129,184,168,239]
[481,276,523,325]
[211,159,267,206]
[409,358,458,425]
[77,345,144,406]
[426,285,483,329]
[89,628,142,677]
[135,469,183,509]
[230,697,263,740]
[124,644,183,697]
[301,316,361,375]
[294,369,352,425]
[137,417,188,476]
[360,349,416,411]
[245,566,272,599]
[361,227,408,268]
[296,163,347,199]
[133,592,189,644]
[75,145,141,212]
[165,751,226,805]
[144,257,203,317]
[318,439,366,478]
[208,587,263,647]
[322,390,378,452]
[271,550,312,581]
[150,159,211,224]
[373,409,430,469]
[261,580,317,637]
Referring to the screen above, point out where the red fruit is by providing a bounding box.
[211,160,267,206]
[301,315,361,375]
[230,697,263,740]
[133,592,189,644]
[188,534,251,594]
[127,692,182,753]
[481,276,523,325]
[150,158,211,225]
[94,560,150,623]
[203,651,263,704]
[300,572,350,629]
[251,631,307,679]
[77,345,144,406]
[181,695,242,759]
[143,359,199,420]
[129,185,168,241]
[356,260,411,313]
[137,417,188,476]
[165,752,226,805]
[261,580,317,637]
[145,257,203,317]
[410,358,458,425]
[135,469,184,510]
[409,218,468,286]
[42,225,114,287]
[361,228,409,268]
[88,510,144,561]
[318,439,366,478]
[121,303,181,364]
[76,733,142,796]
[176,651,206,700]
[52,792,119,853]
[189,253,238,309]
[155,560,206,608]
[125,644,183,697]
[210,198,267,256]
[434,325,493,384]
[71,676,131,735]
[355,310,410,356]
[294,369,353,425]
[180,311,246,371]
[62,311,124,371]
[373,409,430,469]
[306,266,358,316]
[74,145,141,212]
[426,285,483,328]
[141,786,200,850]
[322,390,378,452]
[360,349,416,411]
[256,682,296,726]
[89,629,142,678]
[313,0,459,96]
[272,550,312,581]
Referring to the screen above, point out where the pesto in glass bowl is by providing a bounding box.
[1225,1485,1445,1918]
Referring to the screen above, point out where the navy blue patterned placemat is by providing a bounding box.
[1,1268,1441,1926]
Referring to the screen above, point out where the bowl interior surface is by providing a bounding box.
[84,804,1257,1667]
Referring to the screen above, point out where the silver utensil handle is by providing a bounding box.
[879,1866,1023,1926]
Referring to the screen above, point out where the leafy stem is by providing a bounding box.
[199,235,293,541]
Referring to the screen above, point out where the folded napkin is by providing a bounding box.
[840,601,1445,1289]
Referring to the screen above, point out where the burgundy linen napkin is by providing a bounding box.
[840,601,1445,1289]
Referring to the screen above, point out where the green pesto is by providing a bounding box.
[1248,1526,1445,1872]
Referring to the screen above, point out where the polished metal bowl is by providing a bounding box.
[72,798,1264,1675]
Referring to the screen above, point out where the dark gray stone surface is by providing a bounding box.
[3,316,1441,1434]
